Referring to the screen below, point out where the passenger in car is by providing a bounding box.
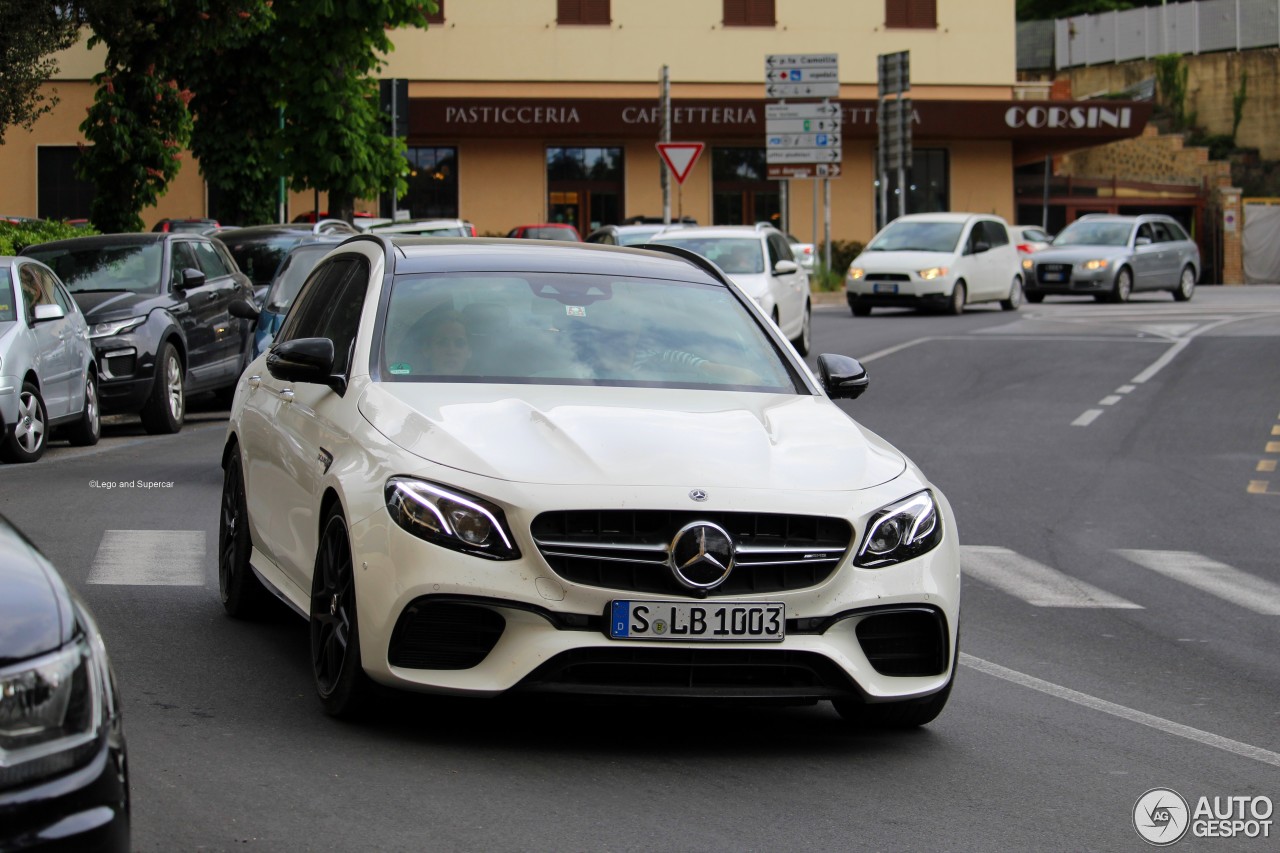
[391,308,472,376]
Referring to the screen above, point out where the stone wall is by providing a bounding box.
[1056,124,1231,188]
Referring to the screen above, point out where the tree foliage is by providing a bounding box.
[75,1,270,232]
[1016,1,1165,21]
[0,2,82,145]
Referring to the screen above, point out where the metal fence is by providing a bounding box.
[1055,0,1280,69]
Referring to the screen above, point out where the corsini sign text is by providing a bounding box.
[1005,105,1133,130]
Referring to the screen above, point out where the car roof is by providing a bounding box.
[376,236,724,283]
[19,232,177,253]
[890,212,1003,225]
[651,225,772,239]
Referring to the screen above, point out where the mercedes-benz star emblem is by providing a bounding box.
[669,521,736,590]
[689,489,708,502]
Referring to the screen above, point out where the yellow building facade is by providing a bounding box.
[1,1,1148,243]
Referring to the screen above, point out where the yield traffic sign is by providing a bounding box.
[655,142,705,185]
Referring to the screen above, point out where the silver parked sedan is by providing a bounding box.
[1022,214,1200,303]
[0,257,99,462]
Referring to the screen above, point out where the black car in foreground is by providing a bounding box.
[22,233,255,432]
[0,514,129,851]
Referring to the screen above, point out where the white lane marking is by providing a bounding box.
[961,654,1280,768]
[1116,384,1136,394]
[961,546,1142,608]
[1130,316,1242,384]
[1099,395,1122,406]
[88,530,207,586]
[1116,550,1280,615]
[1072,409,1104,427]
[857,337,936,364]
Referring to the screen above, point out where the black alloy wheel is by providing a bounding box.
[310,505,373,717]
[219,449,270,617]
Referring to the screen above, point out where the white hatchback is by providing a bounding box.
[846,213,1024,316]
[220,236,960,727]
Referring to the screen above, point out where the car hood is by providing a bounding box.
[853,250,956,271]
[0,525,73,662]
[1033,245,1130,263]
[358,383,907,491]
[73,289,166,322]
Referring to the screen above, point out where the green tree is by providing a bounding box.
[0,2,82,145]
[75,1,270,232]
[271,0,431,222]
[1016,1,1163,21]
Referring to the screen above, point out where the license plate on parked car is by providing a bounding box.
[873,283,899,294]
[609,600,785,642]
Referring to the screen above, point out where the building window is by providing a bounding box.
[875,149,949,224]
[393,147,459,219]
[886,0,936,29]
[558,0,610,25]
[426,1,444,24]
[712,148,779,226]
[723,0,775,27]
[546,147,623,232]
[37,147,95,222]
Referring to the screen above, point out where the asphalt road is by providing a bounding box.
[3,286,1279,851]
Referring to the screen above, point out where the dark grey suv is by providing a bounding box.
[1022,213,1200,303]
[23,233,255,432]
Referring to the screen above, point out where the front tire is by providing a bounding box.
[1000,276,1023,311]
[311,504,373,718]
[791,300,812,356]
[65,373,101,447]
[140,341,184,434]
[219,448,272,618]
[1173,265,1196,302]
[0,382,48,463]
[946,281,967,316]
[1109,267,1132,303]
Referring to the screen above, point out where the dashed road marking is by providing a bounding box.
[1116,549,1280,615]
[1072,409,1104,427]
[88,530,207,586]
[961,546,1142,609]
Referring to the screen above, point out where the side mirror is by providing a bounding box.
[773,259,800,275]
[32,303,66,322]
[266,337,346,395]
[817,353,869,400]
[176,268,206,290]
[229,298,259,322]
[1136,236,1153,246]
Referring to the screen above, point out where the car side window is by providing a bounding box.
[1163,220,1190,242]
[18,265,46,324]
[1136,223,1155,244]
[170,242,201,289]
[766,233,792,267]
[965,225,984,253]
[192,240,232,279]
[276,256,370,372]
[983,221,1010,247]
[1152,222,1176,243]
[37,268,73,313]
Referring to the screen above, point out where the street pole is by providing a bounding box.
[661,66,671,225]
[823,178,832,272]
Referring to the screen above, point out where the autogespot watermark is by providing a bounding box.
[89,479,175,490]
[1133,788,1274,845]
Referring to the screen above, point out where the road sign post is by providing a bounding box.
[877,51,911,227]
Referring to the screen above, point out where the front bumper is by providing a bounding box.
[1025,263,1111,295]
[347,478,961,704]
[91,339,155,415]
[846,283,953,311]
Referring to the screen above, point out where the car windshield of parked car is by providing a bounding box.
[1052,221,1134,247]
[219,235,303,286]
[265,245,333,313]
[0,270,16,323]
[645,237,765,274]
[522,227,578,241]
[865,221,964,253]
[381,271,797,392]
[24,242,163,293]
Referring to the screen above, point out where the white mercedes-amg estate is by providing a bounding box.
[219,235,961,727]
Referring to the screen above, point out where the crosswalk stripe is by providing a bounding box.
[88,530,207,586]
[1115,549,1280,615]
[961,545,1143,609]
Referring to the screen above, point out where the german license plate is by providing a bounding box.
[1041,271,1064,282]
[609,600,785,642]
[873,282,899,294]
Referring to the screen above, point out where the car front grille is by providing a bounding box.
[387,600,506,670]
[531,510,853,597]
[855,609,949,676]
[517,647,859,698]
[865,273,911,282]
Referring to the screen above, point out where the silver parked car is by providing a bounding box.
[0,257,99,462]
[1022,214,1200,303]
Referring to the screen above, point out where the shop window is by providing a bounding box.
[724,0,775,26]
[558,0,610,25]
[886,0,936,29]
[875,149,949,224]
[546,147,623,232]
[393,147,459,220]
[712,147,779,226]
[37,146,95,222]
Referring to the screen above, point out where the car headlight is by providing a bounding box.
[1082,259,1109,271]
[1021,258,1034,270]
[917,267,948,281]
[847,267,865,280]
[854,490,943,568]
[0,630,109,789]
[89,316,146,339]
[385,477,520,561]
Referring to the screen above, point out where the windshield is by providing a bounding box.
[220,234,304,286]
[1053,221,1134,247]
[264,245,333,313]
[380,272,796,392]
[523,227,578,241]
[0,268,15,323]
[866,221,964,253]
[24,242,163,293]
[646,237,765,274]
[617,228,664,246]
